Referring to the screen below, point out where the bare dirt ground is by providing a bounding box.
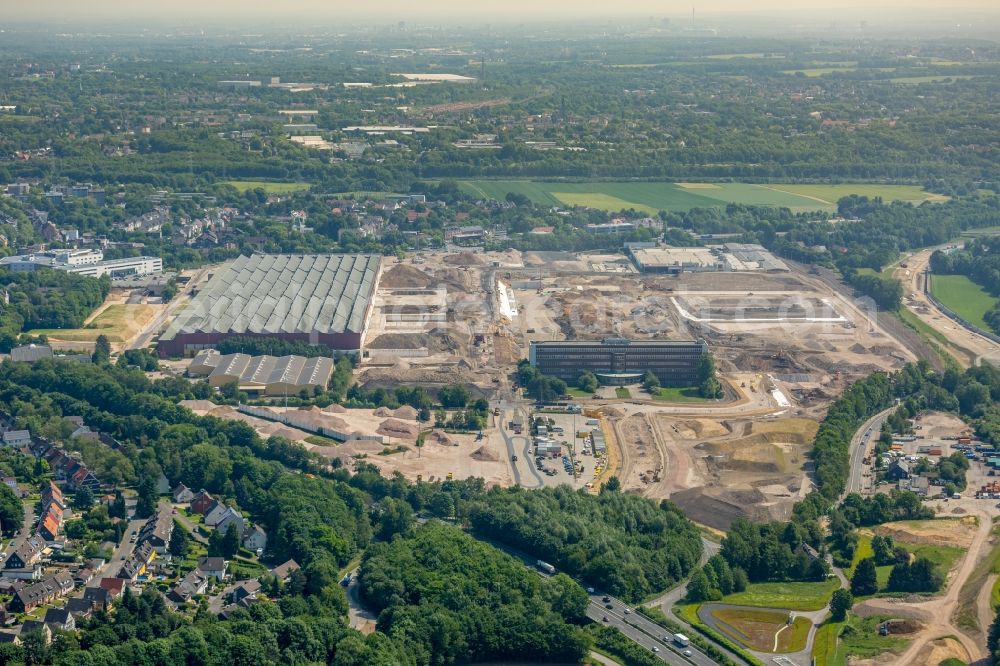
[611,400,819,529]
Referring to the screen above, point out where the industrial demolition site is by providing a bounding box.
[135,246,917,526]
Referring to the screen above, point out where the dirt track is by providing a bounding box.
[855,506,992,665]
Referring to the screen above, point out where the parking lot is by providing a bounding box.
[529,410,607,490]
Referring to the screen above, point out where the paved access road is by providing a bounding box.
[844,407,895,499]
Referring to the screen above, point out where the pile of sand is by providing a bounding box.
[380,263,433,289]
[427,429,456,446]
[377,418,420,440]
[471,445,499,462]
[393,405,419,420]
[443,251,483,266]
[324,404,347,414]
[373,407,394,417]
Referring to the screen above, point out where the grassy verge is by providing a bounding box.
[892,308,967,369]
[638,606,742,666]
[615,388,632,399]
[721,579,839,611]
[812,615,843,666]
[652,387,707,403]
[931,274,999,331]
[565,388,594,398]
[305,434,340,446]
[584,625,662,666]
[710,607,810,652]
[673,604,767,666]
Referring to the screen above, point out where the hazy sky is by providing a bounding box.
[5,0,999,22]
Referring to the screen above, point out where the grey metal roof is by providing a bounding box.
[204,353,335,390]
[161,254,381,340]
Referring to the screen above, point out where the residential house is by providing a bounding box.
[172,484,194,503]
[189,491,215,515]
[214,508,245,538]
[8,571,74,613]
[67,466,101,493]
[886,459,910,482]
[42,607,74,632]
[137,505,173,554]
[0,631,20,645]
[203,502,229,527]
[270,559,300,583]
[118,542,155,581]
[197,557,227,581]
[230,579,261,604]
[169,570,208,603]
[242,525,267,553]
[17,621,50,645]
[1,430,31,447]
[84,585,113,611]
[63,597,93,619]
[38,508,62,542]
[5,537,45,570]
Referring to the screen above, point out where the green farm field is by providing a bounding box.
[458,180,945,214]
[931,274,999,331]
[221,180,311,194]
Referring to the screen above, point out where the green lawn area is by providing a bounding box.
[221,180,311,194]
[564,388,594,398]
[812,617,843,666]
[551,192,658,215]
[722,579,839,611]
[614,387,632,399]
[831,615,910,665]
[459,180,946,214]
[851,527,966,594]
[653,386,707,403]
[305,434,340,446]
[931,274,999,331]
[710,607,810,652]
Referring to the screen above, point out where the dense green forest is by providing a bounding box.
[359,522,591,664]
[0,269,110,351]
[467,485,702,602]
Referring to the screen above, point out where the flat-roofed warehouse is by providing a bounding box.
[187,349,334,396]
[529,338,708,386]
[158,254,382,357]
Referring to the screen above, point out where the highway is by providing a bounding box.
[588,593,720,666]
[844,407,896,498]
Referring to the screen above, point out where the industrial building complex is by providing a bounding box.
[0,249,162,278]
[529,338,708,386]
[627,243,789,274]
[157,253,382,357]
[187,349,335,396]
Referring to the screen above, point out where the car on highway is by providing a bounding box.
[601,595,610,602]
[604,603,613,609]
[683,649,693,656]
[586,587,594,593]
[623,608,631,614]
[602,616,608,622]
[651,646,659,653]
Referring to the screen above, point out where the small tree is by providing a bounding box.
[92,334,112,365]
[851,557,878,596]
[600,476,621,494]
[641,370,660,393]
[73,487,94,511]
[830,589,852,622]
[872,535,894,565]
[222,523,241,559]
[576,371,599,394]
[169,523,191,558]
[697,351,722,398]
